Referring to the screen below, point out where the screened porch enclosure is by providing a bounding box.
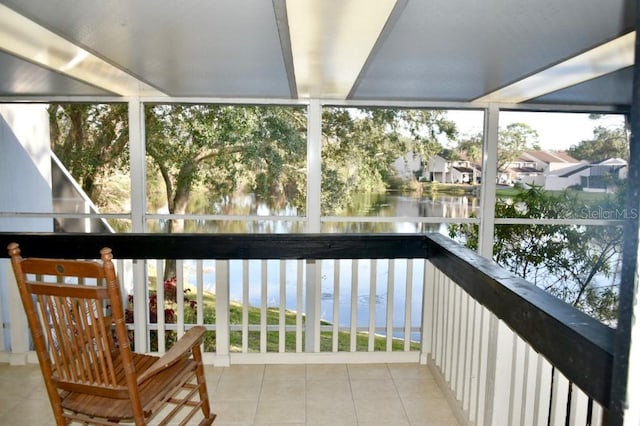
[0,233,614,426]
[0,0,639,425]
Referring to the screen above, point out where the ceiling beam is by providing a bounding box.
[474,32,636,104]
[0,4,166,97]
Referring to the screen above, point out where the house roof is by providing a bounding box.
[557,164,592,177]
[0,0,634,108]
[453,166,476,174]
[509,167,540,174]
[522,150,580,164]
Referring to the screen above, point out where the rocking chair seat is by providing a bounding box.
[61,353,196,420]
[7,243,216,425]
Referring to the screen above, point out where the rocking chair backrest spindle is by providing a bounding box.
[7,243,215,426]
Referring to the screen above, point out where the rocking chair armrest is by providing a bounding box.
[137,325,206,385]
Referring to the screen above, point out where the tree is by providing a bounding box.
[144,104,307,232]
[49,103,129,203]
[456,122,539,173]
[321,107,456,214]
[449,185,622,324]
[496,123,539,171]
[568,125,629,162]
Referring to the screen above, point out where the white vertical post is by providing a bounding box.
[420,260,436,364]
[350,259,359,351]
[260,260,267,353]
[305,99,322,352]
[483,316,515,426]
[549,369,570,426]
[478,103,499,258]
[156,259,166,352]
[368,259,377,352]
[175,259,184,340]
[279,260,286,353]
[132,259,147,352]
[128,99,148,352]
[306,99,322,233]
[386,259,394,352]
[215,260,230,366]
[296,259,304,352]
[128,98,146,234]
[332,259,340,352]
[196,260,204,325]
[403,259,413,352]
[6,267,28,365]
[242,259,249,353]
[305,259,320,352]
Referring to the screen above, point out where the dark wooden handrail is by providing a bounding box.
[0,231,614,407]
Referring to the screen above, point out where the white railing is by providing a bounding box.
[0,233,614,426]
[424,261,606,426]
[122,258,426,365]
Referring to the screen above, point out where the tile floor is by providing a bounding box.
[0,362,460,425]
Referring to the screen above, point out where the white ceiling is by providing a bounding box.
[0,0,635,108]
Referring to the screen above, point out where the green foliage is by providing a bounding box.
[50,103,458,225]
[497,123,539,171]
[144,104,307,223]
[49,103,129,201]
[321,107,456,215]
[568,125,629,162]
[456,122,539,172]
[449,185,622,324]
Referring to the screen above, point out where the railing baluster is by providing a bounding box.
[260,259,267,353]
[468,299,481,421]
[296,259,303,353]
[403,259,413,352]
[242,259,249,353]
[433,271,445,368]
[176,259,184,339]
[509,335,526,425]
[444,273,454,383]
[368,259,377,352]
[569,383,589,426]
[451,282,461,394]
[475,306,490,426]
[279,260,286,353]
[520,345,536,425]
[532,354,552,426]
[214,260,230,366]
[549,368,570,426]
[156,259,165,353]
[591,401,604,426]
[386,259,394,352]
[196,260,203,325]
[350,259,358,352]
[332,259,340,352]
[459,286,471,406]
[420,261,436,364]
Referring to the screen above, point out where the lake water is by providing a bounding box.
[177,193,479,339]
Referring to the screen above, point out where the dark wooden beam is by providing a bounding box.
[0,231,615,407]
[0,232,429,260]
[609,1,640,422]
[426,233,614,408]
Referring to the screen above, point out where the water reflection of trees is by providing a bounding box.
[148,192,480,233]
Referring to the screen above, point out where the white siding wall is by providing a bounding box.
[0,104,52,363]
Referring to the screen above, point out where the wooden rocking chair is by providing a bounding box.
[7,243,216,425]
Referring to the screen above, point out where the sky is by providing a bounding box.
[446,110,626,151]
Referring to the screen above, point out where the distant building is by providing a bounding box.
[415,149,627,191]
[504,150,627,191]
[425,155,480,184]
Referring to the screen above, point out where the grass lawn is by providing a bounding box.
[143,281,420,353]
